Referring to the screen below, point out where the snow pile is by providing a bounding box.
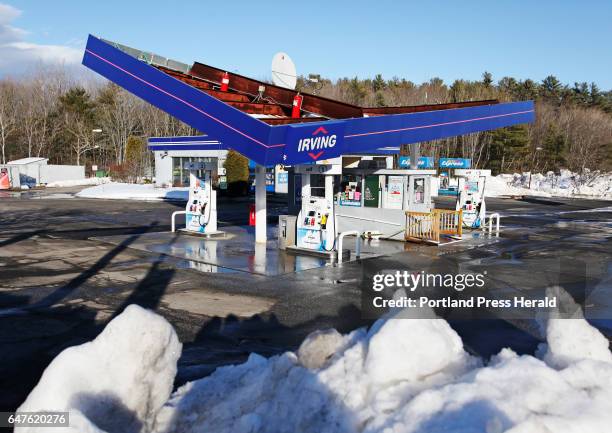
[485,175,531,197]
[17,305,181,433]
[154,301,612,433]
[537,287,612,369]
[46,177,111,188]
[486,170,612,199]
[76,183,188,201]
[19,294,612,433]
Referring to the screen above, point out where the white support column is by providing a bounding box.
[301,173,311,200]
[325,174,333,204]
[255,165,267,243]
[410,143,420,169]
[325,174,337,249]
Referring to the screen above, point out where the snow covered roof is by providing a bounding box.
[7,157,48,165]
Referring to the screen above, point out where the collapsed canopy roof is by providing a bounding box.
[82,35,535,166]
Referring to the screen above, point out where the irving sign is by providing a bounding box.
[297,126,337,154]
[284,121,346,165]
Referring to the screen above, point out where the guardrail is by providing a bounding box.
[171,211,187,232]
[405,209,463,244]
[337,230,361,264]
[486,213,500,236]
[438,209,463,237]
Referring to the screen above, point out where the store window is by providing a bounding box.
[171,157,215,187]
[339,174,362,206]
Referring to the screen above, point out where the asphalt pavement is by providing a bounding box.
[0,187,610,412]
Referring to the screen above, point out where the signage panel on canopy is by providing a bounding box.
[439,158,472,169]
[283,121,346,165]
[398,156,434,168]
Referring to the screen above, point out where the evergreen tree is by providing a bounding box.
[488,125,529,174]
[541,75,563,101]
[482,71,493,88]
[372,74,386,92]
[348,77,367,105]
[224,149,249,196]
[541,124,567,171]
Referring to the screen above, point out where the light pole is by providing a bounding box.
[528,146,543,189]
[91,129,102,176]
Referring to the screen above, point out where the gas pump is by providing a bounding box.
[455,169,488,228]
[286,163,340,256]
[184,161,220,235]
[296,196,335,251]
[405,174,433,213]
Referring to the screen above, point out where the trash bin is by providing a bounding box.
[278,215,297,250]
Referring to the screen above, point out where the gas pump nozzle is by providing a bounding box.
[320,213,329,229]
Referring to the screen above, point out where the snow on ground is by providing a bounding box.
[76,183,188,201]
[486,170,612,199]
[46,177,112,188]
[16,305,181,433]
[19,289,612,433]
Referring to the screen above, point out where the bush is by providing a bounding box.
[224,150,249,196]
[108,163,130,182]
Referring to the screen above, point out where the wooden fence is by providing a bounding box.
[405,209,463,244]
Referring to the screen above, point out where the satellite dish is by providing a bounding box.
[271,52,297,90]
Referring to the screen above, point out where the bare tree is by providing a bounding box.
[0,80,19,164]
[97,84,140,164]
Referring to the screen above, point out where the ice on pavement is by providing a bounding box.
[16,305,181,433]
[76,183,188,201]
[19,298,612,433]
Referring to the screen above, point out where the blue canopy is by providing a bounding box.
[83,35,535,167]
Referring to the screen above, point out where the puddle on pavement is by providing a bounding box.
[91,225,413,276]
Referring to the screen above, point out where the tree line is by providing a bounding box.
[299,72,612,174]
[0,67,195,180]
[0,67,610,177]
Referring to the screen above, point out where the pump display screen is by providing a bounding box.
[466,181,479,193]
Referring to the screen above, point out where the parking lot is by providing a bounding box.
[1,188,610,412]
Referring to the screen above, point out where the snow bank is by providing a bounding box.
[485,174,540,198]
[18,296,612,433]
[154,304,611,433]
[17,305,181,433]
[76,183,188,201]
[486,170,612,199]
[537,287,612,369]
[46,177,112,188]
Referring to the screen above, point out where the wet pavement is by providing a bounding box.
[0,187,610,412]
[92,226,409,276]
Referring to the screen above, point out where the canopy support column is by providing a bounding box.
[410,143,421,169]
[255,165,267,243]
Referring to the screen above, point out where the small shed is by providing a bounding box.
[1,157,85,188]
[6,157,48,187]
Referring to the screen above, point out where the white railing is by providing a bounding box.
[337,230,361,264]
[171,211,187,232]
[487,213,500,236]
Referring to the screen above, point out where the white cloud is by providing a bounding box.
[0,3,82,76]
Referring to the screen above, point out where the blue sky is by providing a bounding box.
[2,0,611,89]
